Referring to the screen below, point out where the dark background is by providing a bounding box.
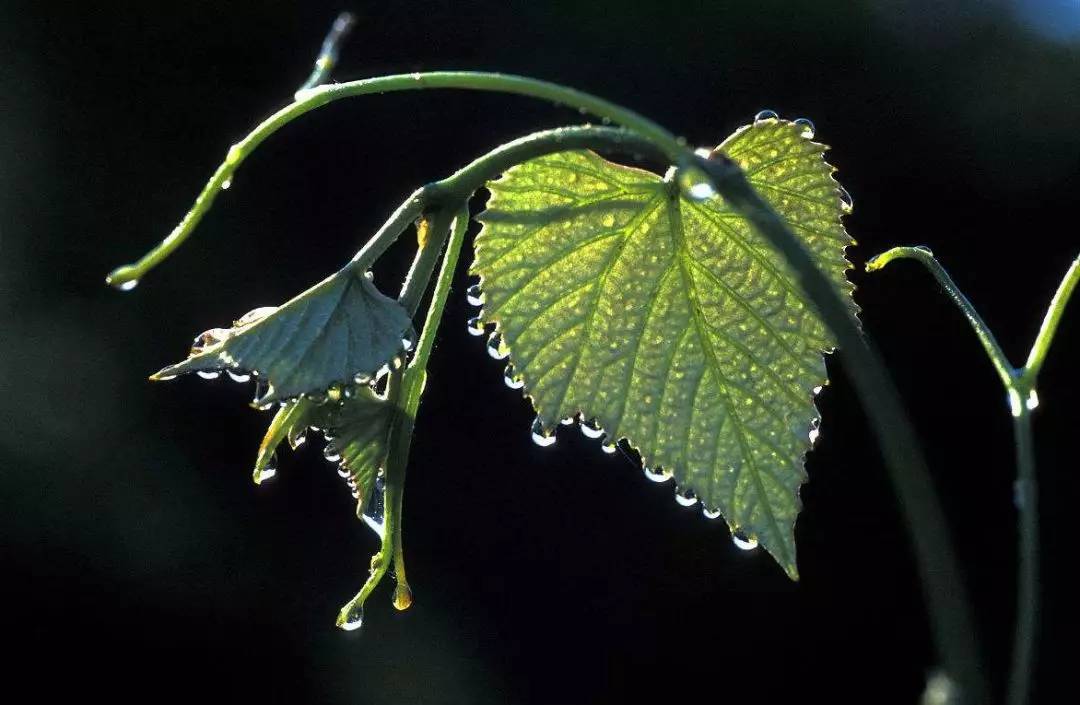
[1,1,1077,703]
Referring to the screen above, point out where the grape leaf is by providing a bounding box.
[470,118,854,578]
[152,267,414,405]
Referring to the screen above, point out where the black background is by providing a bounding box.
[1,1,1077,703]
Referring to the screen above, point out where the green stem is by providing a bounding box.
[106,74,681,288]
[399,208,455,316]
[1007,408,1038,705]
[1023,254,1080,382]
[866,247,1080,705]
[410,206,471,370]
[704,159,986,704]
[339,126,661,278]
[335,370,405,630]
[295,12,356,98]
[867,246,1015,389]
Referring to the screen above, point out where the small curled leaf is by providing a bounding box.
[152,267,414,405]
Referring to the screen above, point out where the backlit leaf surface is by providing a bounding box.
[471,118,854,577]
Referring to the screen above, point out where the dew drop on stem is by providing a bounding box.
[676,165,717,202]
[754,109,779,123]
[196,370,221,380]
[340,604,364,632]
[466,316,485,337]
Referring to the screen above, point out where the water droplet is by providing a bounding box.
[339,603,364,632]
[1013,478,1027,510]
[467,316,485,337]
[812,385,824,396]
[362,475,386,538]
[560,415,577,426]
[503,365,524,390]
[580,420,605,439]
[838,186,854,213]
[676,164,717,202]
[254,453,278,484]
[1008,388,1023,418]
[702,506,722,520]
[601,441,617,455]
[808,418,821,446]
[196,370,221,380]
[1025,389,1039,411]
[531,417,556,447]
[337,466,351,478]
[290,429,307,448]
[393,584,414,611]
[227,370,251,383]
[675,488,698,507]
[644,467,671,483]
[732,531,759,551]
[191,328,230,355]
[401,337,414,352]
[117,279,139,292]
[353,372,371,385]
[487,332,510,360]
[364,270,374,280]
[235,306,277,327]
[323,445,342,462]
[793,117,816,138]
[754,109,779,123]
[921,671,958,705]
[221,178,232,190]
[466,284,485,306]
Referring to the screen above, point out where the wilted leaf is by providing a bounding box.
[470,118,854,577]
[153,267,413,405]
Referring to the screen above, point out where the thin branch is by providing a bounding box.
[1023,253,1080,382]
[295,12,357,99]
[866,245,1017,388]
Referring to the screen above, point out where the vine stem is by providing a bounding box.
[104,72,680,289]
[108,50,983,697]
[867,247,1079,705]
[704,165,986,704]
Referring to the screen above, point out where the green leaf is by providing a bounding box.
[322,385,398,517]
[252,397,318,484]
[152,267,414,405]
[470,118,854,578]
[252,386,397,517]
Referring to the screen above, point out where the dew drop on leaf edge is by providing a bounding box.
[732,532,759,551]
[531,417,556,447]
[793,117,816,138]
[754,108,779,123]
